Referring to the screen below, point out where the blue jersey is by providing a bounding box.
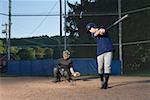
[91,31,113,56]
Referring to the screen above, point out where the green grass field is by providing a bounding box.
[1,72,150,77]
[124,71,150,77]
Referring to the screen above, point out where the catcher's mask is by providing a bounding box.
[63,50,70,59]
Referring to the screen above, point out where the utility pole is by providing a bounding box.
[64,0,67,50]
[118,0,123,75]
[2,23,9,60]
[8,0,12,61]
[60,0,62,36]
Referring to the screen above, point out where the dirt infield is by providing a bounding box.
[0,76,150,100]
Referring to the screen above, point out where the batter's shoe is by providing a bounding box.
[103,82,108,89]
[100,81,105,89]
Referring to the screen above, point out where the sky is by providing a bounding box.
[0,0,80,38]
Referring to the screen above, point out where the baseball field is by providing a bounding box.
[0,76,150,100]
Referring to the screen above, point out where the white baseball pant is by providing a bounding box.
[97,52,113,74]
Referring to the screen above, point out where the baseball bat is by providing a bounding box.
[106,14,128,30]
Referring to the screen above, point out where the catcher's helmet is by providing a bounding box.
[63,50,70,55]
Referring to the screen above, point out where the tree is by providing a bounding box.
[34,47,45,59]
[0,40,5,53]
[17,48,35,60]
[44,48,54,59]
[66,1,100,38]
[11,47,19,59]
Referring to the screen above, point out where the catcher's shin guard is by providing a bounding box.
[64,71,72,82]
[53,68,61,82]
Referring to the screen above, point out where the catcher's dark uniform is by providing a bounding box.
[53,58,73,82]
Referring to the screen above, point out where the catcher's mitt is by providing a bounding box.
[73,72,80,77]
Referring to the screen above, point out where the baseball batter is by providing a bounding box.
[86,23,113,89]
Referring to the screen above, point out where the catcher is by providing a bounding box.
[53,50,80,83]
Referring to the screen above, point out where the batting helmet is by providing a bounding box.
[86,23,97,31]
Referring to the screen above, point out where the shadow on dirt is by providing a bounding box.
[109,79,150,88]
